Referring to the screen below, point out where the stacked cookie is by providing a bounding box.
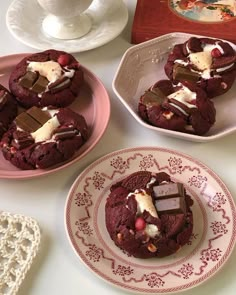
[139,36,236,135]
[0,49,88,170]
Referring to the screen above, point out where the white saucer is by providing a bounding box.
[6,0,128,53]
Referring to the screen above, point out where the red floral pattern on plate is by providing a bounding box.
[65,147,236,294]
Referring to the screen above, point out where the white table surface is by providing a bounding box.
[1,1,236,295]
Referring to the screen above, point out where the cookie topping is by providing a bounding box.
[27,61,62,83]
[204,43,224,55]
[167,85,197,109]
[211,48,222,58]
[154,182,186,215]
[155,197,186,215]
[19,71,38,88]
[141,87,167,107]
[48,77,71,93]
[12,131,34,150]
[135,210,159,238]
[162,110,174,120]
[147,243,157,253]
[53,126,78,140]
[216,63,235,73]
[145,224,159,238]
[135,217,146,231]
[153,182,185,199]
[57,54,71,66]
[189,51,212,71]
[30,75,48,94]
[129,189,158,218]
[16,107,50,133]
[27,106,51,126]
[31,116,60,143]
[173,64,200,83]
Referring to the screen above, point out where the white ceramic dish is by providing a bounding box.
[112,32,236,142]
[65,146,236,294]
[6,0,128,53]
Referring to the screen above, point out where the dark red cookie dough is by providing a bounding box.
[105,171,193,259]
[0,84,17,139]
[9,49,84,108]
[138,80,216,135]
[164,37,236,98]
[0,107,88,170]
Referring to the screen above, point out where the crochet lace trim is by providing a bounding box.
[0,212,41,295]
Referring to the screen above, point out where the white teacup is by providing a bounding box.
[38,0,93,39]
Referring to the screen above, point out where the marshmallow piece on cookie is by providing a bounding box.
[132,189,158,218]
[189,51,212,71]
[27,61,62,83]
[31,116,60,143]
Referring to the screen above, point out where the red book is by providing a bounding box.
[131,0,236,44]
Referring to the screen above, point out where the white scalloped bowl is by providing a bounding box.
[112,32,236,142]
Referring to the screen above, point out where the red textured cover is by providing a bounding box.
[131,0,236,44]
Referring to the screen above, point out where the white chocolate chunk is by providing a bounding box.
[31,116,60,143]
[27,61,62,82]
[145,224,159,238]
[163,111,174,120]
[189,51,212,71]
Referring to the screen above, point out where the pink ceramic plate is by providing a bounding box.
[65,147,236,294]
[0,54,110,179]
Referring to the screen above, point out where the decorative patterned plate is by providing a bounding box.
[65,146,236,294]
[6,0,128,53]
[0,54,110,179]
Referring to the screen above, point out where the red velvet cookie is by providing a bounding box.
[9,49,84,108]
[0,84,17,139]
[164,37,236,98]
[138,80,216,135]
[0,107,88,170]
[105,171,193,259]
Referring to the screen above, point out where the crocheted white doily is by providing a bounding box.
[0,212,41,295]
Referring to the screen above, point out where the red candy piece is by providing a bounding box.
[57,54,71,66]
[135,217,146,231]
[211,48,222,58]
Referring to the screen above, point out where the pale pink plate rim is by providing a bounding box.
[64,146,236,294]
[0,53,110,179]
